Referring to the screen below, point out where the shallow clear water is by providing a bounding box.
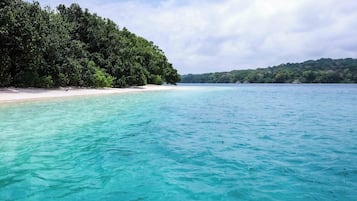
[0,84,356,201]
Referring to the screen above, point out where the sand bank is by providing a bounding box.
[0,85,176,104]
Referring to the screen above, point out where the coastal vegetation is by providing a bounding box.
[0,0,180,88]
[181,58,357,83]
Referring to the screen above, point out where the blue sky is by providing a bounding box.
[36,0,357,74]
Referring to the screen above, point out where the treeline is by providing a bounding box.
[0,0,180,88]
[181,58,357,83]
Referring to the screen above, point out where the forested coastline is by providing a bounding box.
[181,58,357,83]
[0,0,180,88]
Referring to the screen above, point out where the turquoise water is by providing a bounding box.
[0,84,356,200]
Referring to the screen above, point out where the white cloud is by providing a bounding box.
[37,0,357,74]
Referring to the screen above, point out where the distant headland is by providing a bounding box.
[181,58,357,83]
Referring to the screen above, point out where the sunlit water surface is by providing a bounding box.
[0,84,356,200]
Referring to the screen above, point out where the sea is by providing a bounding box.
[0,84,356,200]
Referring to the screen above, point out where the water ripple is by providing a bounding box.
[0,85,356,200]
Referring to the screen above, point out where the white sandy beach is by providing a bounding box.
[0,85,177,103]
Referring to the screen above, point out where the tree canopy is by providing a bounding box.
[181,58,357,83]
[0,0,180,88]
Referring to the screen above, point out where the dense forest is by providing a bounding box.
[181,58,357,83]
[0,0,180,88]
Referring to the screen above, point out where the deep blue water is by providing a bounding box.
[0,84,356,200]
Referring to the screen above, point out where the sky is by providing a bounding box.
[36,0,357,74]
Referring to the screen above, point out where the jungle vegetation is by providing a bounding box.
[0,0,180,88]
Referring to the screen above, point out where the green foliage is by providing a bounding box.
[93,68,114,88]
[181,58,357,83]
[0,0,180,88]
[164,67,181,85]
[39,75,54,88]
[151,75,164,85]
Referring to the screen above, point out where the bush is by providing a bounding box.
[93,68,114,88]
[39,76,54,88]
[151,75,163,85]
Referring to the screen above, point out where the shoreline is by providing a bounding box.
[0,85,177,104]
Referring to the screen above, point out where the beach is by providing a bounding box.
[0,85,176,103]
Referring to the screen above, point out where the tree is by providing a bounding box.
[0,0,181,87]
